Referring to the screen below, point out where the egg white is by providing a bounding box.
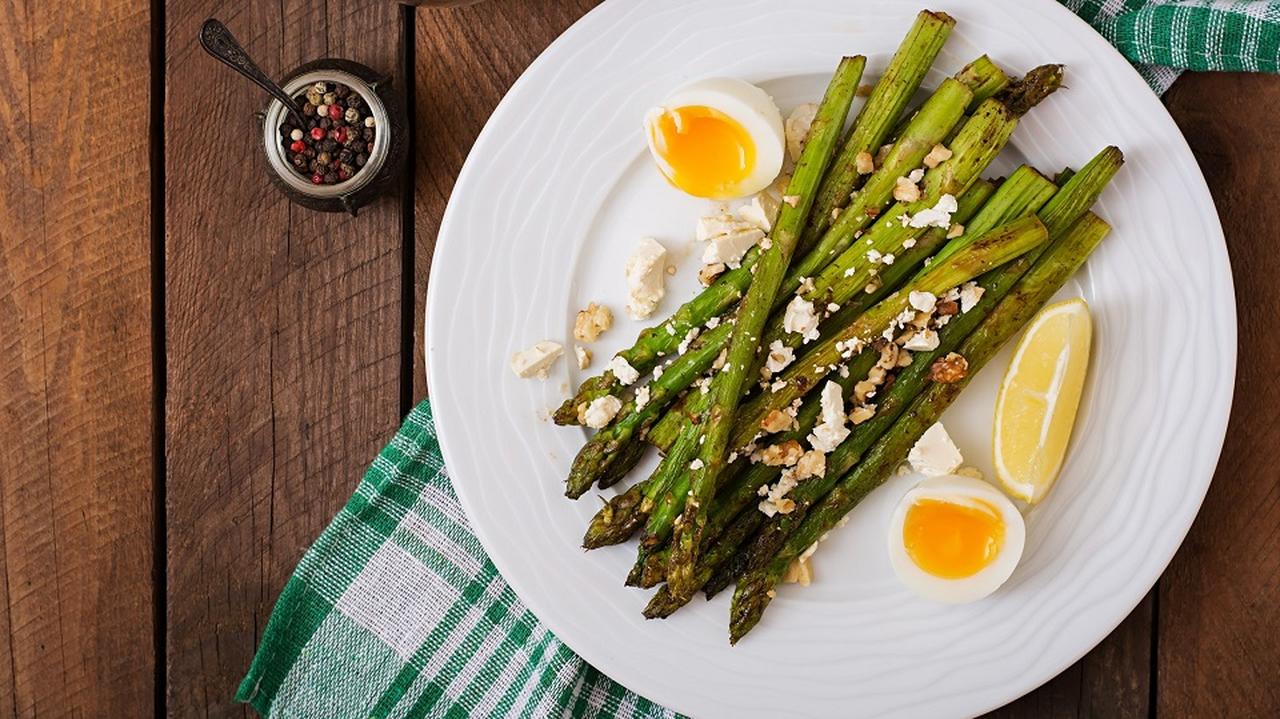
[643,77,785,198]
[887,474,1026,604]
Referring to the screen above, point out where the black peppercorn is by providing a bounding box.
[323,172,337,184]
[318,118,331,130]
[355,153,367,167]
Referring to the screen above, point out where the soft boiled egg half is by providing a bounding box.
[887,474,1026,604]
[643,78,785,199]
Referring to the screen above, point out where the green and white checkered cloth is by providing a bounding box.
[239,4,1280,717]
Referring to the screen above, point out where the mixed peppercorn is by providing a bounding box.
[277,80,377,186]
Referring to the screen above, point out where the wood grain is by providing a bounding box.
[164,0,405,714]
[0,0,155,715]
[1158,72,1280,718]
[412,0,601,401]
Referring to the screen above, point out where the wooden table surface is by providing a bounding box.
[1,0,1276,716]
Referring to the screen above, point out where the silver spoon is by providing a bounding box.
[198,19,308,128]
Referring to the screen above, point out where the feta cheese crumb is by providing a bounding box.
[907,168,925,183]
[782,194,800,207]
[510,341,563,379]
[902,237,917,249]
[959,281,986,312]
[574,345,591,369]
[582,395,623,429]
[784,103,819,162]
[764,340,796,374]
[908,422,964,476]
[633,384,651,409]
[698,262,727,286]
[704,316,721,330]
[677,327,700,354]
[738,195,777,232]
[607,356,640,385]
[702,227,765,268]
[866,248,883,264]
[904,328,940,351]
[908,290,938,314]
[689,458,704,471]
[807,381,850,453]
[783,296,821,342]
[625,237,668,319]
[907,193,959,229]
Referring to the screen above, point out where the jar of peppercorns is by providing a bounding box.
[260,59,406,215]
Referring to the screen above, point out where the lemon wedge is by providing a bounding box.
[993,298,1092,504]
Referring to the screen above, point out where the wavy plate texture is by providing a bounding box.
[425,1,1235,716]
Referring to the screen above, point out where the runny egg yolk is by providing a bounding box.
[902,498,1005,579]
[647,105,756,199]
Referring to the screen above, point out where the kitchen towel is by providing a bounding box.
[238,2,1280,716]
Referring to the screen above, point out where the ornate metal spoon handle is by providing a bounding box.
[199,19,306,126]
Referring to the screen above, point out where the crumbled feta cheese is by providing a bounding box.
[510,341,563,379]
[582,395,623,429]
[902,238,917,249]
[807,381,850,453]
[770,379,787,393]
[882,253,895,265]
[702,227,765,268]
[764,340,795,374]
[907,168,925,183]
[696,214,752,243]
[677,327,700,354]
[704,316,721,330]
[904,328,940,351]
[797,276,816,295]
[959,281,985,312]
[783,296,821,342]
[625,237,668,319]
[738,195,777,232]
[908,290,937,314]
[633,385,651,410]
[826,302,840,313]
[783,194,800,207]
[712,348,729,370]
[907,193,959,229]
[574,345,591,369]
[844,267,856,277]
[866,248,883,264]
[908,422,964,476]
[784,103,819,162]
[607,355,640,385]
[573,302,613,342]
[689,458,704,471]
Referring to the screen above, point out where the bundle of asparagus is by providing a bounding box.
[561,10,1124,643]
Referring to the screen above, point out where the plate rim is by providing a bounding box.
[425,0,1236,714]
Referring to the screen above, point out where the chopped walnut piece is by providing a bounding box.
[773,497,797,514]
[865,206,880,219]
[760,440,804,467]
[760,408,793,434]
[698,262,727,286]
[573,302,613,342]
[923,143,954,168]
[849,404,876,425]
[574,345,591,369]
[856,83,874,97]
[947,223,965,239]
[854,150,875,175]
[893,176,921,202]
[876,342,900,369]
[782,556,813,585]
[935,299,960,316]
[930,352,969,383]
[794,450,826,479]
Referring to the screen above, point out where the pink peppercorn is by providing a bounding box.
[328,104,342,119]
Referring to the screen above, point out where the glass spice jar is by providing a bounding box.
[259,59,407,216]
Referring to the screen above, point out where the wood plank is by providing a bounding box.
[1158,72,1280,717]
[412,0,600,401]
[164,0,405,713]
[0,0,155,714]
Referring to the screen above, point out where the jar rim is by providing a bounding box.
[261,69,390,199]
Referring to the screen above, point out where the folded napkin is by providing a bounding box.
[239,4,1280,717]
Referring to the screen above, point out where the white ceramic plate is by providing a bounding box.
[426,1,1235,716]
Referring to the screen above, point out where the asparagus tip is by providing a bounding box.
[999,64,1065,116]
